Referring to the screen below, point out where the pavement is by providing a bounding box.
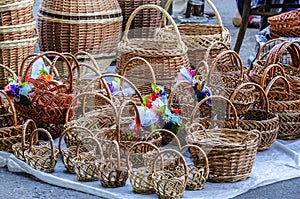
[1,0,300,198]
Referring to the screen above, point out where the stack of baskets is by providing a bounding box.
[0,0,37,87]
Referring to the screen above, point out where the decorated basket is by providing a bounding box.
[116,4,191,91]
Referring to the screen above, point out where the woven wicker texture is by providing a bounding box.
[155,0,231,68]
[116,4,190,91]
[58,126,94,173]
[14,51,76,125]
[23,128,59,173]
[230,82,279,151]
[186,96,260,182]
[268,9,300,38]
[152,149,189,199]
[73,137,104,181]
[0,21,35,41]
[0,0,34,26]
[119,0,162,38]
[99,140,128,188]
[37,0,122,58]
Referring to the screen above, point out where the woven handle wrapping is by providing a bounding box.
[29,128,56,159]
[260,64,287,89]
[19,119,37,150]
[254,38,286,61]
[75,136,104,161]
[265,76,291,97]
[190,95,239,128]
[121,4,185,51]
[121,56,157,85]
[65,92,118,123]
[230,82,269,112]
[126,141,160,171]
[208,50,244,84]
[58,126,94,155]
[146,129,182,150]
[20,51,74,93]
[204,41,230,62]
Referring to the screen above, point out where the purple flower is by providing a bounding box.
[9,83,20,97]
[109,83,114,93]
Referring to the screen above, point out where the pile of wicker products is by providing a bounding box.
[37,0,123,73]
[0,0,37,87]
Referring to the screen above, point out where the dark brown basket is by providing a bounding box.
[116,4,191,91]
[268,10,300,38]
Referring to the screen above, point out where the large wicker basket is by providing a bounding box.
[116,4,191,91]
[155,0,231,68]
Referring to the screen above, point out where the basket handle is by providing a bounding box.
[20,51,74,93]
[121,4,185,51]
[65,92,119,124]
[0,64,18,80]
[0,90,17,126]
[260,64,287,89]
[241,130,260,150]
[107,140,122,170]
[180,144,209,180]
[152,149,189,185]
[75,136,104,161]
[83,75,113,100]
[265,75,291,97]
[126,141,160,171]
[254,38,287,61]
[20,119,37,150]
[168,80,192,109]
[74,51,100,70]
[195,60,210,75]
[58,126,94,155]
[29,128,56,160]
[120,56,157,85]
[190,95,239,129]
[229,82,269,112]
[146,129,182,150]
[204,41,231,62]
[207,50,244,84]
[100,73,144,104]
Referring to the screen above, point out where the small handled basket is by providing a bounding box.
[186,95,260,182]
[152,149,189,199]
[230,82,279,151]
[99,140,128,188]
[58,126,94,173]
[23,128,59,173]
[203,41,231,67]
[127,141,160,194]
[180,144,209,190]
[73,136,104,182]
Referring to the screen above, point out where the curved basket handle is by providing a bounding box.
[0,90,17,126]
[73,51,100,70]
[65,92,119,124]
[152,149,189,185]
[121,4,185,51]
[241,130,260,150]
[29,128,56,159]
[126,141,160,171]
[0,64,18,79]
[168,80,192,109]
[185,122,206,135]
[254,38,287,61]
[204,41,231,62]
[75,136,104,161]
[260,64,287,89]
[58,126,94,155]
[83,75,113,100]
[229,82,269,112]
[20,51,74,93]
[107,140,122,170]
[190,95,239,129]
[195,60,210,75]
[101,73,144,104]
[20,119,37,150]
[180,144,209,180]
[146,129,182,150]
[265,75,291,97]
[208,50,244,84]
[120,56,157,85]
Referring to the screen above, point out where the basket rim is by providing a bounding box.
[0,0,34,12]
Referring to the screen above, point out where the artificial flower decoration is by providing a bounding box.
[4,77,32,105]
[39,68,52,82]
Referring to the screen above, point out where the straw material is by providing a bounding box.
[155,0,231,68]
[116,4,191,91]
[268,9,300,38]
[37,0,122,57]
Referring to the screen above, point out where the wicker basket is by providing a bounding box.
[151,149,189,199]
[155,0,231,68]
[230,82,279,151]
[268,9,300,38]
[116,4,190,91]
[23,128,59,173]
[14,51,76,125]
[186,95,260,182]
[37,0,122,69]
[0,21,36,41]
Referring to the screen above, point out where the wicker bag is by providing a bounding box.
[230,82,279,151]
[37,0,122,69]
[116,4,190,91]
[155,0,231,68]
[186,95,260,182]
[268,9,300,38]
[14,51,76,125]
[23,128,59,172]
